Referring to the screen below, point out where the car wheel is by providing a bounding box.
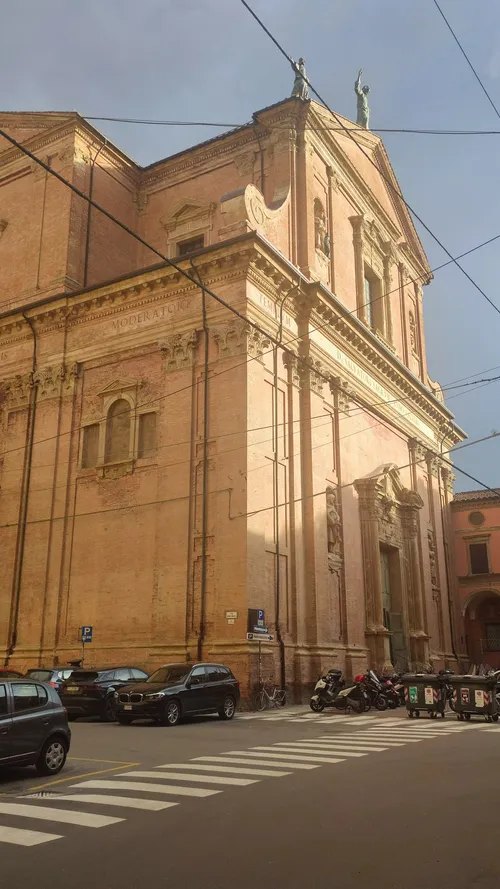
[116,714,133,725]
[35,737,68,776]
[219,695,236,720]
[161,699,181,727]
[100,695,117,723]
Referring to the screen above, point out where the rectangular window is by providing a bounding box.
[485,624,500,651]
[12,683,40,712]
[469,542,489,575]
[138,412,157,458]
[0,685,7,716]
[177,235,204,257]
[82,423,99,468]
[363,266,384,333]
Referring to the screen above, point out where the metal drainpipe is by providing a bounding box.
[190,259,209,663]
[252,114,265,200]
[83,140,107,288]
[439,428,459,665]
[7,314,38,659]
[274,288,297,690]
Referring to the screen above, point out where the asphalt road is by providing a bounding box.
[1,707,499,889]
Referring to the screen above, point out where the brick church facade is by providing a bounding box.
[0,98,465,696]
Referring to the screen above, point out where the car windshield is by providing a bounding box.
[26,670,53,681]
[147,665,191,684]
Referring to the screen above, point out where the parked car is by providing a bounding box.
[115,662,240,726]
[25,667,74,692]
[0,670,24,679]
[0,678,71,775]
[59,666,149,722]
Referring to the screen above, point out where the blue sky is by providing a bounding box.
[2,0,500,491]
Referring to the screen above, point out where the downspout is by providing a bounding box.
[439,428,459,665]
[190,260,209,662]
[7,314,37,659]
[252,114,266,201]
[274,288,296,690]
[83,140,107,288]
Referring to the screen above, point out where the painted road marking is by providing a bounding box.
[0,825,63,846]
[193,755,318,770]
[52,795,177,811]
[0,802,123,829]
[249,747,345,764]
[282,741,386,754]
[317,735,406,747]
[157,763,291,777]
[72,780,220,798]
[123,770,258,787]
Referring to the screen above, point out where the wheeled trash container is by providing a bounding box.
[448,674,499,723]
[402,673,447,719]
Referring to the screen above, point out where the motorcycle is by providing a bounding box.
[379,674,401,709]
[357,670,389,711]
[310,669,366,714]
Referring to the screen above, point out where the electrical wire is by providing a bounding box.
[433,0,500,121]
[1,428,498,531]
[83,114,500,135]
[0,104,496,479]
[238,0,500,319]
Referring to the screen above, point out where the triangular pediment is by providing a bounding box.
[97,378,138,397]
[161,200,215,230]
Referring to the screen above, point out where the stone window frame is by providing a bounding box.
[78,381,158,476]
[465,535,491,577]
[160,200,216,260]
[350,214,394,346]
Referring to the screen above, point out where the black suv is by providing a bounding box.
[115,662,240,726]
[60,666,149,721]
[0,679,71,775]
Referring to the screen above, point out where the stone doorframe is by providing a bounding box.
[354,464,429,671]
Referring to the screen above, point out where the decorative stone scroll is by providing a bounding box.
[211,320,272,360]
[159,330,198,371]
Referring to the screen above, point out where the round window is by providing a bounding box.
[469,511,485,527]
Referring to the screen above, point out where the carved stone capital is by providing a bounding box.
[133,191,149,215]
[300,360,325,396]
[410,438,427,464]
[211,320,272,360]
[329,376,351,415]
[159,330,198,371]
[32,363,79,401]
[282,351,301,387]
[233,151,255,177]
[1,372,34,411]
[441,467,456,495]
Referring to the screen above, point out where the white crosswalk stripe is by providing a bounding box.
[0,825,63,847]
[72,780,220,797]
[193,755,319,770]
[157,763,291,777]
[51,795,176,811]
[0,802,123,828]
[123,770,258,786]
[249,747,345,763]
[281,741,386,754]
[315,735,406,747]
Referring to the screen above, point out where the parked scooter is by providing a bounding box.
[357,670,389,711]
[310,669,366,714]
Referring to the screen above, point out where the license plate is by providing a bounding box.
[65,686,80,694]
[124,705,132,711]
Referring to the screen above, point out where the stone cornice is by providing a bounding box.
[0,231,462,444]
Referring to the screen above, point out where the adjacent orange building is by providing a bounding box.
[0,97,466,697]
[451,490,500,668]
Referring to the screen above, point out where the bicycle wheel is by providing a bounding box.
[275,690,287,708]
[254,690,267,711]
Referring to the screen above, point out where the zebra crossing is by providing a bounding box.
[237,710,399,725]
[0,717,491,848]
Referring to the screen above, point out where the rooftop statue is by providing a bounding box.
[291,57,309,101]
[355,68,370,129]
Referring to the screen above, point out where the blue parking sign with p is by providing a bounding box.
[257,609,264,627]
[81,626,93,643]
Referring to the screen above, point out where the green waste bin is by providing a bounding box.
[448,675,499,723]
[402,674,447,719]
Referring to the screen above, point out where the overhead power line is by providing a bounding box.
[238,0,500,320]
[433,0,500,121]
[0,121,497,472]
[83,115,500,135]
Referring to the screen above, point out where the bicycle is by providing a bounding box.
[253,679,287,711]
